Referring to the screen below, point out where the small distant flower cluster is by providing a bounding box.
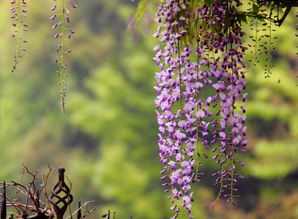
[50,0,78,112]
[246,1,278,78]
[9,0,78,111]
[10,0,28,72]
[154,0,247,217]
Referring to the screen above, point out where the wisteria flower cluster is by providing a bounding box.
[50,0,78,112]
[10,0,28,72]
[154,0,247,217]
[9,0,78,112]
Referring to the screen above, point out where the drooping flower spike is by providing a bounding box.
[50,0,78,112]
[154,0,247,217]
[10,0,28,72]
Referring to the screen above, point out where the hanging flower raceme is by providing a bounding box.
[154,0,247,217]
[10,0,28,72]
[50,0,77,112]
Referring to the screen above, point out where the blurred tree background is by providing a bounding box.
[0,0,297,218]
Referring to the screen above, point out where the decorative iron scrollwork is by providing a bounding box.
[48,168,73,219]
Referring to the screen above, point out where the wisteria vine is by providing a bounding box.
[154,0,248,217]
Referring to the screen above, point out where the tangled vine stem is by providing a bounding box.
[246,0,297,27]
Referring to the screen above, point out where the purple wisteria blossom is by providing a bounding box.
[10,0,28,72]
[50,0,77,112]
[154,0,247,217]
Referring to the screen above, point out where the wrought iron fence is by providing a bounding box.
[0,166,122,219]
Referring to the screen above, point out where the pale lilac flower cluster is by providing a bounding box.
[50,0,77,112]
[10,0,28,72]
[154,0,247,217]
[154,1,198,217]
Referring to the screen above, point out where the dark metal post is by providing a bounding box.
[1,182,7,219]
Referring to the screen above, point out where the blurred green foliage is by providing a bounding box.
[0,0,297,218]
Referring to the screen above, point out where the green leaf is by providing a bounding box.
[239,12,248,24]
[204,0,214,5]
[252,3,259,13]
[135,0,151,22]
